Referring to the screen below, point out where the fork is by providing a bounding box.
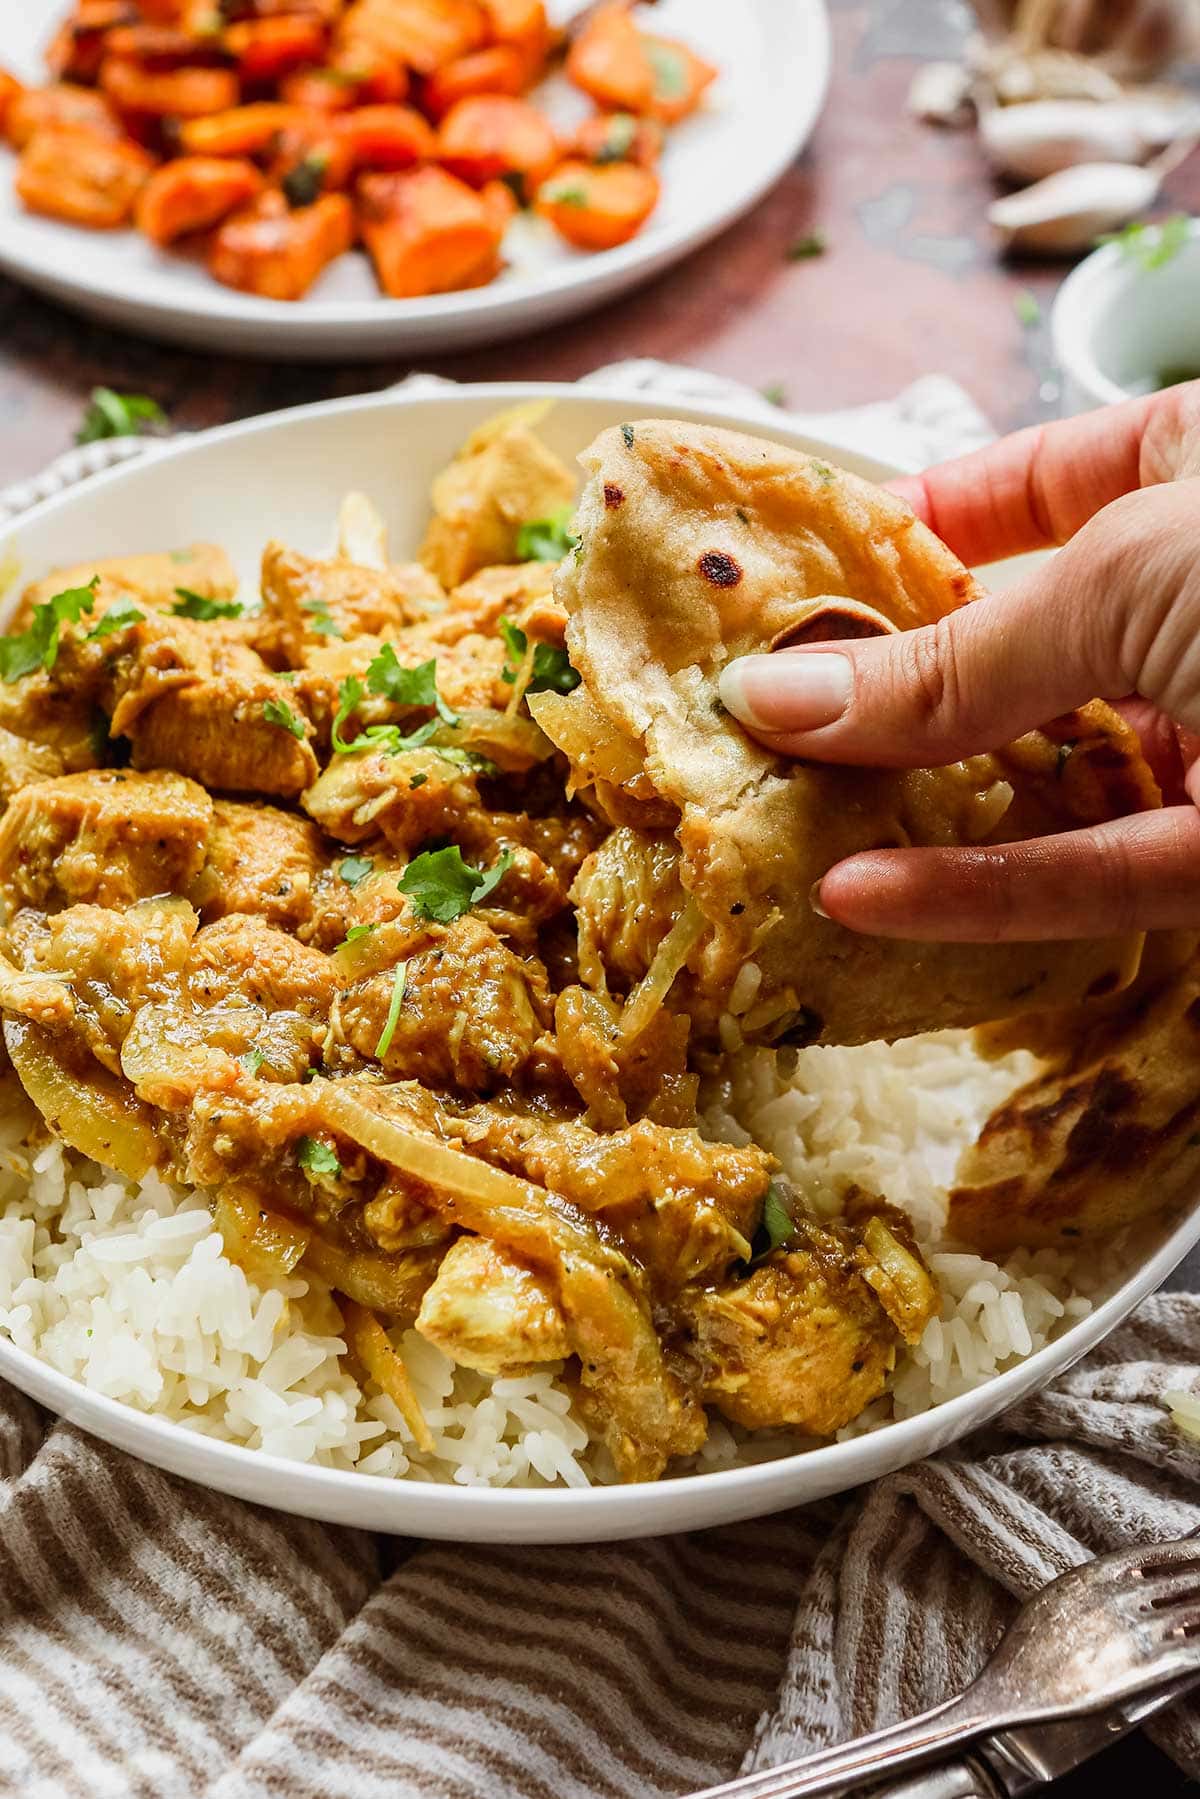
[688,1537,1200,1799]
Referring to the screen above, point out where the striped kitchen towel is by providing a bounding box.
[0,1294,1197,1797]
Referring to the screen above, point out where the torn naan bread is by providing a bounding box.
[534,419,1160,1048]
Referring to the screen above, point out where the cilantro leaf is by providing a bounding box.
[338,855,374,888]
[398,846,513,923]
[282,152,328,209]
[1098,213,1191,271]
[172,587,244,621]
[748,1182,795,1266]
[594,113,637,164]
[304,601,341,638]
[543,183,588,207]
[239,1047,265,1076]
[621,423,635,448]
[0,577,98,681]
[88,594,145,638]
[761,381,787,408]
[515,509,578,563]
[366,645,458,725]
[646,40,688,99]
[263,697,306,739]
[336,921,378,950]
[297,1135,340,1181]
[374,962,408,1060]
[76,388,167,446]
[498,616,581,696]
[1014,288,1041,326]
[786,232,826,261]
[331,671,445,759]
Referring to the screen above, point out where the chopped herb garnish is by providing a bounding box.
[239,1047,265,1076]
[263,697,306,739]
[282,152,328,209]
[374,962,408,1060]
[499,616,581,696]
[811,461,836,484]
[337,921,378,949]
[787,231,826,260]
[621,422,635,449]
[1098,212,1191,271]
[366,645,458,726]
[410,772,428,789]
[545,183,588,207]
[646,40,688,99]
[304,600,341,638]
[88,595,144,638]
[76,388,167,446]
[338,854,374,888]
[0,577,97,681]
[297,1135,340,1181]
[515,509,579,563]
[172,587,244,621]
[398,845,513,923]
[1014,288,1041,326]
[761,382,787,408]
[735,507,750,525]
[595,113,637,164]
[748,1181,795,1265]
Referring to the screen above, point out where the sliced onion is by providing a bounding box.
[301,1233,437,1323]
[433,709,554,773]
[213,1185,311,1279]
[340,1297,433,1453]
[4,1017,159,1180]
[619,898,705,1043]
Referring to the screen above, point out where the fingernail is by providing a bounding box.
[719,652,853,732]
[809,880,829,919]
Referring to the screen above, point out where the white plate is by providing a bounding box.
[1,381,1195,1543]
[0,0,829,358]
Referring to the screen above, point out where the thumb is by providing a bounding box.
[718,480,1200,766]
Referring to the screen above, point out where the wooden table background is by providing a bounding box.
[2,0,1199,1788]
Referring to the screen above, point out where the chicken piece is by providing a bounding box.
[419,415,576,588]
[302,745,484,853]
[430,559,556,646]
[0,728,72,807]
[684,1216,936,1435]
[571,825,686,992]
[553,982,695,1130]
[302,857,413,952]
[333,913,549,1090]
[186,915,335,1021]
[258,541,447,663]
[18,544,238,626]
[103,614,318,799]
[0,769,212,914]
[16,128,154,230]
[415,1234,570,1374]
[293,630,508,741]
[187,800,331,932]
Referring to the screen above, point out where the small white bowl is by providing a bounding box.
[1052,218,1200,412]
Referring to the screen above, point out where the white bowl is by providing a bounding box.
[1,382,1196,1543]
[1052,219,1200,412]
[0,0,829,359]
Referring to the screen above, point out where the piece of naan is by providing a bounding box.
[952,935,1200,1249]
[534,418,1160,1047]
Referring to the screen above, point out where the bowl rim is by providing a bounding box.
[1051,219,1200,409]
[2,378,1195,1540]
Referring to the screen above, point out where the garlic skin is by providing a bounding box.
[988,159,1163,252]
[907,59,975,127]
[979,94,1200,179]
[975,0,1200,80]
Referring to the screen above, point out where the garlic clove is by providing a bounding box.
[907,59,975,127]
[988,159,1162,253]
[978,95,1200,180]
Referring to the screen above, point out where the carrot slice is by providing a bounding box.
[46,4,136,84]
[422,44,529,119]
[436,94,557,197]
[99,56,241,120]
[16,126,154,229]
[136,155,263,244]
[103,24,218,67]
[570,109,662,169]
[640,33,717,126]
[358,164,501,296]
[208,188,354,299]
[566,6,654,113]
[480,0,549,74]
[334,103,435,171]
[179,102,309,156]
[0,68,26,138]
[224,16,329,86]
[336,0,487,75]
[479,174,518,234]
[535,157,659,251]
[6,82,122,151]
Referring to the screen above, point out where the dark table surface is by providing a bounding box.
[1,0,1199,1787]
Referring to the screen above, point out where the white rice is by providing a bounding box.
[0,1029,1104,1487]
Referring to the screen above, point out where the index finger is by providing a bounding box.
[886,389,1160,568]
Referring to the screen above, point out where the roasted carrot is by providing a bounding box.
[479,0,549,74]
[269,123,355,192]
[5,82,122,150]
[279,67,360,112]
[99,56,241,120]
[178,101,308,156]
[337,0,488,76]
[570,110,662,169]
[422,45,528,120]
[357,164,501,296]
[16,125,154,228]
[535,157,659,251]
[224,16,329,86]
[334,104,435,171]
[0,68,26,139]
[135,154,262,243]
[436,95,557,198]
[208,187,354,299]
[566,6,654,114]
[46,4,138,84]
[479,174,518,234]
[640,34,717,126]
[103,24,220,67]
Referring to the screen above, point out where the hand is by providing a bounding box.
[718,383,1200,942]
